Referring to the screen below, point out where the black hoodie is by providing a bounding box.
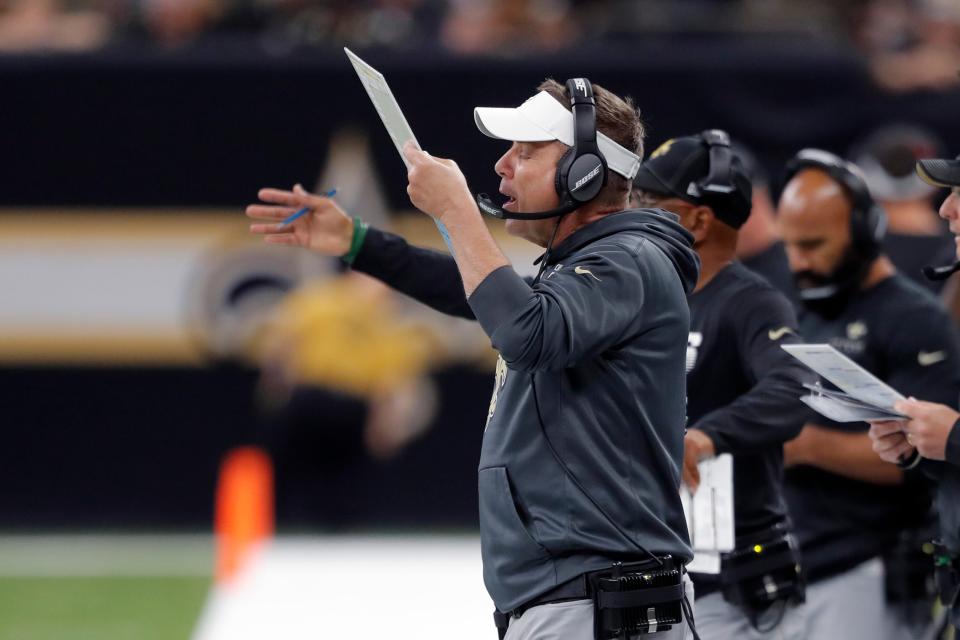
[351,209,699,612]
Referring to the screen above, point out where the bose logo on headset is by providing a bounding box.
[572,163,603,192]
[574,78,587,95]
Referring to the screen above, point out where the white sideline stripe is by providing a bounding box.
[0,534,213,577]
[192,535,491,640]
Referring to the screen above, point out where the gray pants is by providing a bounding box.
[804,557,928,640]
[503,576,695,640]
[695,592,806,639]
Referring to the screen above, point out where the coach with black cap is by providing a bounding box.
[867,153,960,634]
[248,78,700,639]
[632,131,812,639]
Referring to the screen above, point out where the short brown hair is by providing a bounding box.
[538,78,645,209]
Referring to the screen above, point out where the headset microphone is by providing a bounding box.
[475,193,579,220]
[922,261,960,281]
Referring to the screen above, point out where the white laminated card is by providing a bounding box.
[680,453,735,574]
[344,47,454,252]
[783,344,907,422]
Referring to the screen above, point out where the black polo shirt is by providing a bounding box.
[784,273,960,582]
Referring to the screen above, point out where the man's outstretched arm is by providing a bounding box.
[247,183,475,319]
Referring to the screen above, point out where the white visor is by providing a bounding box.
[474,91,641,180]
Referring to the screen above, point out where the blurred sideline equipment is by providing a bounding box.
[850,124,954,292]
[259,276,440,460]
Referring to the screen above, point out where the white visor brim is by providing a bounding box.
[473,91,641,180]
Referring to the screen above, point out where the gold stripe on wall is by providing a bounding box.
[0,333,202,366]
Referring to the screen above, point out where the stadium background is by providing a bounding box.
[2,0,960,637]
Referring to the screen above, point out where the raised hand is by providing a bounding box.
[247,184,353,256]
[402,141,475,220]
[682,429,716,493]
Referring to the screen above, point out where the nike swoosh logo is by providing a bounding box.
[574,266,601,281]
[768,327,795,341]
[918,350,947,366]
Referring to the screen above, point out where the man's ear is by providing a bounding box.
[690,205,714,243]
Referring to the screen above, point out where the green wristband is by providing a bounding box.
[342,217,369,266]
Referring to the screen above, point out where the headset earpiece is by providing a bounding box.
[556,78,608,205]
[696,130,735,197]
[864,204,888,248]
[783,149,886,260]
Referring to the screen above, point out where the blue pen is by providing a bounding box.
[281,188,338,226]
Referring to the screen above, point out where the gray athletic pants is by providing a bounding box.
[503,576,695,640]
[804,557,929,640]
[694,592,806,639]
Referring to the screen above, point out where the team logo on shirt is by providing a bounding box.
[574,266,601,281]
[651,139,675,159]
[768,326,794,341]
[687,332,703,372]
[486,355,509,429]
[830,321,869,356]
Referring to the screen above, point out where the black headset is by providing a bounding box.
[694,129,736,198]
[476,77,608,221]
[783,149,887,260]
[556,78,608,204]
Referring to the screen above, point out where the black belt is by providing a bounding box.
[492,577,593,638]
[510,573,593,619]
[502,557,680,620]
[493,558,684,640]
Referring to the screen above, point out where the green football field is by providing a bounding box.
[0,576,210,640]
[0,535,213,640]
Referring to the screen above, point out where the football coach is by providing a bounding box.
[248,77,700,640]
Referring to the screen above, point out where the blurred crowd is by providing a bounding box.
[0,0,958,90]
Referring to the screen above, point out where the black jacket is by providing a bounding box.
[352,209,699,611]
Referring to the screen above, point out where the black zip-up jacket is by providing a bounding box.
[351,209,699,612]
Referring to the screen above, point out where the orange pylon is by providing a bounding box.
[214,446,274,583]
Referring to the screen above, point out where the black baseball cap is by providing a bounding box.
[917,154,960,188]
[633,131,753,229]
